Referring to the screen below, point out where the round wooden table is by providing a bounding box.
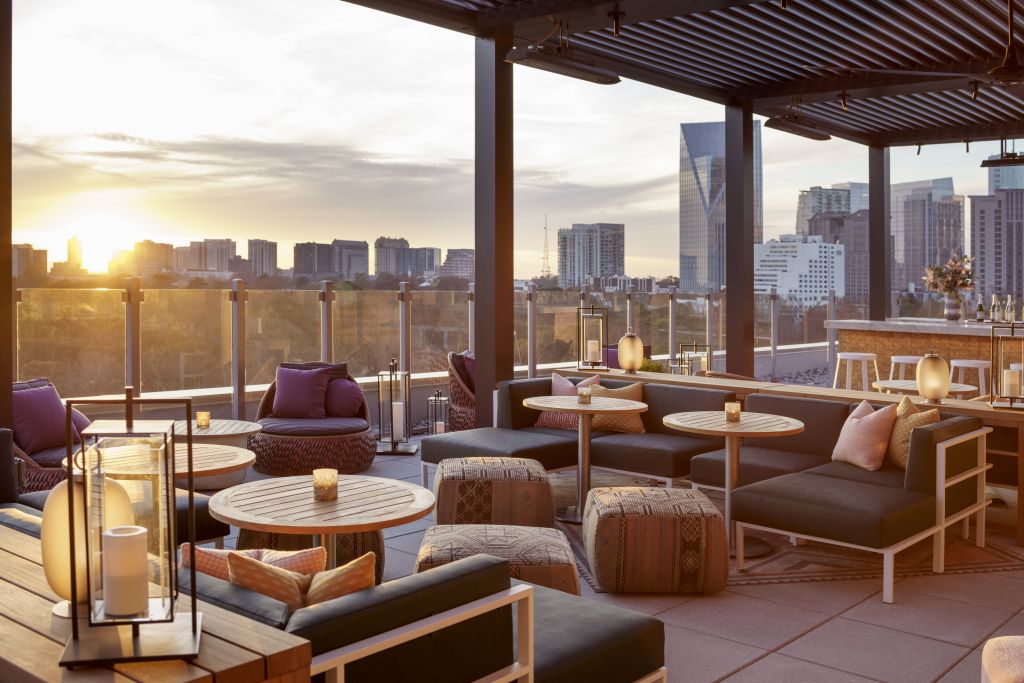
[872,379,977,397]
[174,419,262,449]
[209,475,435,568]
[523,394,647,523]
[663,410,804,558]
[65,443,256,490]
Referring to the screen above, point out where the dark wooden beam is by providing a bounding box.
[339,0,476,34]
[749,74,980,108]
[865,120,1024,147]
[868,145,891,321]
[473,29,515,427]
[1,0,11,429]
[724,100,755,379]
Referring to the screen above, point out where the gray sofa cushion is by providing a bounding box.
[804,462,907,489]
[0,502,42,537]
[257,417,369,437]
[742,394,850,455]
[690,446,828,488]
[732,472,935,548]
[420,428,579,470]
[178,567,291,628]
[591,432,722,479]
[26,445,66,468]
[640,384,735,435]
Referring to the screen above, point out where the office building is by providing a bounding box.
[173,239,237,272]
[438,248,475,280]
[971,189,1024,300]
[807,210,871,299]
[133,240,174,275]
[374,237,409,276]
[754,235,844,306]
[988,156,1024,193]
[587,274,656,293]
[12,244,47,279]
[407,247,442,278]
[67,236,83,269]
[678,121,763,293]
[832,181,870,213]
[890,177,959,291]
[333,240,369,280]
[795,187,850,235]
[248,239,278,278]
[294,242,335,276]
[557,223,626,289]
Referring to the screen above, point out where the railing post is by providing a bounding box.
[667,286,677,370]
[527,283,537,378]
[890,290,899,319]
[123,277,142,397]
[320,280,334,363]
[626,285,635,331]
[399,282,411,374]
[827,288,837,383]
[230,279,247,420]
[467,282,475,354]
[705,288,714,372]
[769,286,779,382]
[11,277,18,382]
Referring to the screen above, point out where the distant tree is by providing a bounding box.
[373,273,400,290]
[657,275,680,288]
[531,275,560,290]
[433,276,470,291]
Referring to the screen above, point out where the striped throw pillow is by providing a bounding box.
[534,373,599,430]
[831,400,898,471]
[180,544,326,581]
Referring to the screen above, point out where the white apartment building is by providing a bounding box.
[754,234,844,306]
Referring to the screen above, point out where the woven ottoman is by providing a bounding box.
[434,457,555,527]
[583,487,728,594]
[416,524,580,595]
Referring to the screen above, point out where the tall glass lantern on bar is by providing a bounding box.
[377,358,416,454]
[577,306,609,371]
[991,323,1024,408]
[674,342,710,375]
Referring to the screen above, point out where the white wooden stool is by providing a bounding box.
[834,352,880,391]
[889,355,923,380]
[950,359,990,397]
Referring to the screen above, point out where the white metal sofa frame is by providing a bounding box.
[310,582,669,683]
[732,426,992,604]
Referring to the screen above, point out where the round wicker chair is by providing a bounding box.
[447,352,476,432]
[249,367,377,476]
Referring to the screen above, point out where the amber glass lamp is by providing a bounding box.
[617,327,645,374]
[917,352,951,404]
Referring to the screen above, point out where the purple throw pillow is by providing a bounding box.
[462,353,476,391]
[325,379,365,418]
[13,384,72,454]
[70,408,91,443]
[271,367,331,419]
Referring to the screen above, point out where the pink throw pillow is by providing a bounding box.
[831,400,898,471]
[179,544,326,581]
[534,373,599,430]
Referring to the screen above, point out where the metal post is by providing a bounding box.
[770,286,779,382]
[399,282,412,375]
[667,286,678,370]
[11,277,17,383]
[725,100,756,377]
[123,277,142,397]
[467,282,475,354]
[230,279,246,420]
[890,290,899,319]
[869,145,892,321]
[580,284,589,305]
[527,283,537,378]
[626,285,635,331]
[827,288,837,382]
[320,280,334,363]
[0,0,11,428]
[705,289,714,372]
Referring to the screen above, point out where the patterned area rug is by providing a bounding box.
[549,470,1024,593]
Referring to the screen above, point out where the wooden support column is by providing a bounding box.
[869,145,891,321]
[474,29,514,427]
[0,0,11,428]
[724,100,755,378]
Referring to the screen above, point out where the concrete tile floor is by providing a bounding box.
[218,453,1024,683]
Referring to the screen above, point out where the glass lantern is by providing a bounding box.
[58,388,201,667]
[991,323,1024,408]
[577,306,609,371]
[427,391,450,435]
[673,342,711,375]
[377,358,416,454]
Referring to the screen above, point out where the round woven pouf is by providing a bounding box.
[249,429,377,476]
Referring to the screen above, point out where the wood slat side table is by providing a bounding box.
[663,411,804,558]
[174,419,263,449]
[209,475,435,568]
[67,443,256,491]
[523,395,647,524]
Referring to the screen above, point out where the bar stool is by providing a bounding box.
[889,355,923,380]
[834,352,880,391]
[950,359,990,397]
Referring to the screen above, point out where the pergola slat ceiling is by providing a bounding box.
[354,0,1024,146]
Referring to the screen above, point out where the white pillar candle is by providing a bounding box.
[392,402,406,441]
[433,422,446,434]
[1003,370,1021,397]
[102,526,149,617]
[586,339,601,363]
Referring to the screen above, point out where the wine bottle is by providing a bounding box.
[1007,295,1016,323]
[976,301,985,322]
[991,294,1001,322]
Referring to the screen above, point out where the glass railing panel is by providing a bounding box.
[246,289,321,385]
[411,290,470,373]
[531,289,583,366]
[141,289,231,392]
[332,289,400,378]
[17,288,126,397]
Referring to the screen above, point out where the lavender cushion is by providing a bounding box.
[71,409,90,442]
[271,367,331,419]
[326,379,365,418]
[13,385,71,454]
[462,353,476,391]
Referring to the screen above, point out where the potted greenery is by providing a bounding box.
[923,254,973,321]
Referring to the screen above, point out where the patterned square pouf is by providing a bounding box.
[583,487,728,594]
[416,524,580,595]
[433,457,555,527]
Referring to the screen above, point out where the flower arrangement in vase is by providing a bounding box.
[923,254,973,321]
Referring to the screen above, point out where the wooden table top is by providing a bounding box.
[663,411,805,438]
[65,443,256,479]
[209,475,435,535]
[0,524,310,682]
[174,419,262,439]
[522,395,648,415]
[873,379,978,394]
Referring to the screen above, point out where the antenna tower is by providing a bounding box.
[541,215,552,278]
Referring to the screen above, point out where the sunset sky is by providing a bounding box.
[13,0,1002,277]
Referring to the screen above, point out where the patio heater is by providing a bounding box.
[673,342,711,375]
[377,358,416,454]
[990,323,1024,408]
[577,306,609,371]
[427,390,450,435]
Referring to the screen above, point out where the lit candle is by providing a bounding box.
[434,421,446,434]
[102,526,149,617]
[577,386,592,404]
[1003,369,1021,397]
[725,402,741,423]
[313,468,338,501]
[586,339,601,363]
[391,402,405,441]
[195,411,211,429]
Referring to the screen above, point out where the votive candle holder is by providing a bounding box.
[313,468,338,501]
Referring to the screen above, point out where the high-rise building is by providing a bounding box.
[67,236,83,269]
[332,240,369,280]
[374,237,410,276]
[832,182,870,213]
[754,235,844,306]
[557,223,625,288]
[407,247,442,278]
[971,189,1024,300]
[988,156,1024,193]
[202,239,237,272]
[438,248,475,280]
[12,244,47,278]
[807,210,871,299]
[890,177,958,291]
[132,240,174,275]
[795,187,850,235]
[678,121,763,293]
[293,242,334,276]
[248,239,278,278]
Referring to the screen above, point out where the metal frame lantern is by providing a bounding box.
[577,305,609,371]
[673,342,711,376]
[377,358,416,454]
[427,390,450,435]
[57,387,200,667]
[990,323,1024,408]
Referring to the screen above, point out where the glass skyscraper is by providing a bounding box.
[678,121,763,294]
